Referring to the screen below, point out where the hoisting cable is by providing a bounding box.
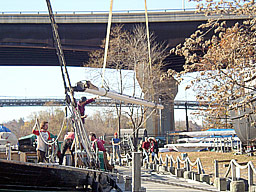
[144,0,152,74]
[101,0,114,88]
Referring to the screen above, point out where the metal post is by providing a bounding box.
[231,137,233,151]
[182,0,185,11]
[185,102,189,132]
[214,160,219,178]
[248,164,253,188]
[132,152,142,192]
[231,161,236,181]
[186,159,190,171]
[197,161,202,174]
[239,140,242,153]
[177,158,180,169]
[75,134,78,167]
[165,156,169,167]
[236,167,240,180]
[170,158,173,168]
[6,144,11,160]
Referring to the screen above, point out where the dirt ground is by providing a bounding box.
[159,151,256,181]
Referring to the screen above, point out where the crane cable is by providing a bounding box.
[101,0,152,87]
[144,0,152,75]
[101,0,114,88]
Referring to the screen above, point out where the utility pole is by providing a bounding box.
[185,101,189,132]
[182,0,185,11]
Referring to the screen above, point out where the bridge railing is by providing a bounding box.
[0,8,197,15]
[0,98,213,109]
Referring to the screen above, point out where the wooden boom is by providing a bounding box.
[74,81,164,110]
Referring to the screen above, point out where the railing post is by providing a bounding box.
[6,143,11,160]
[186,159,190,171]
[231,161,236,181]
[239,140,243,153]
[165,155,169,167]
[170,157,173,168]
[214,160,219,178]
[231,137,233,151]
[132,152,141,192]
[248,164,253,189]
[197,161,202,174]
[236,167,240,180]
[177,158,180,169]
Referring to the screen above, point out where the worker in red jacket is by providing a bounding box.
[59,132,75,165]
[32,121,52,163]
[89,132,113,171]
[76,96,97,123]
[142,137,150,158]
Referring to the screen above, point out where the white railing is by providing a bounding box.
[224,159,256,187]
[143,152,204,174]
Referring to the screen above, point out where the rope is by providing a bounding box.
[144,0,152,74]
[101,0,114,87]
[45,0,76,107]
[34,116,66,146]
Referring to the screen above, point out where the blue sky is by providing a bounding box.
[0,0,200,124]
[0,0,197,12]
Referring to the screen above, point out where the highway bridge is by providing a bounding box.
[0,10,248,72]
[0,98,210,110]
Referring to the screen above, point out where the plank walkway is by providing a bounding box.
[112,165,220,192]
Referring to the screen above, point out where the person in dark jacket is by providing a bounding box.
[150,137,159,162]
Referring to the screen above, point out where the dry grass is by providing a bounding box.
[159,151,256,182]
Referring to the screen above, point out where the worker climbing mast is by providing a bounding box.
[45,0,97,167]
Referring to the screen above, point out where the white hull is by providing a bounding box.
[163,143,214,152]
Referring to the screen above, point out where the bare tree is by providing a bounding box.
[87,24,171,149]
[170,0,256,128]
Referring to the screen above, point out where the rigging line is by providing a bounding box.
[45,0,67,90]
[101,0,114,88]
[144,0,152,74]
[67,104,95,160]
[45,0,75,103]
[33,116,66,145]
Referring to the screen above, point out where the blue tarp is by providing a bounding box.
[0,125,11,132]
[206,128,234,132]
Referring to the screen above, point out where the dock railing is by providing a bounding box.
[214,159,256,191]
[142,152,205,175]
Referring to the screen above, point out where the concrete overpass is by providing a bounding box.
[0,10,247,72]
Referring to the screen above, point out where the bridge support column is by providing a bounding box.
[135,65,178,135]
